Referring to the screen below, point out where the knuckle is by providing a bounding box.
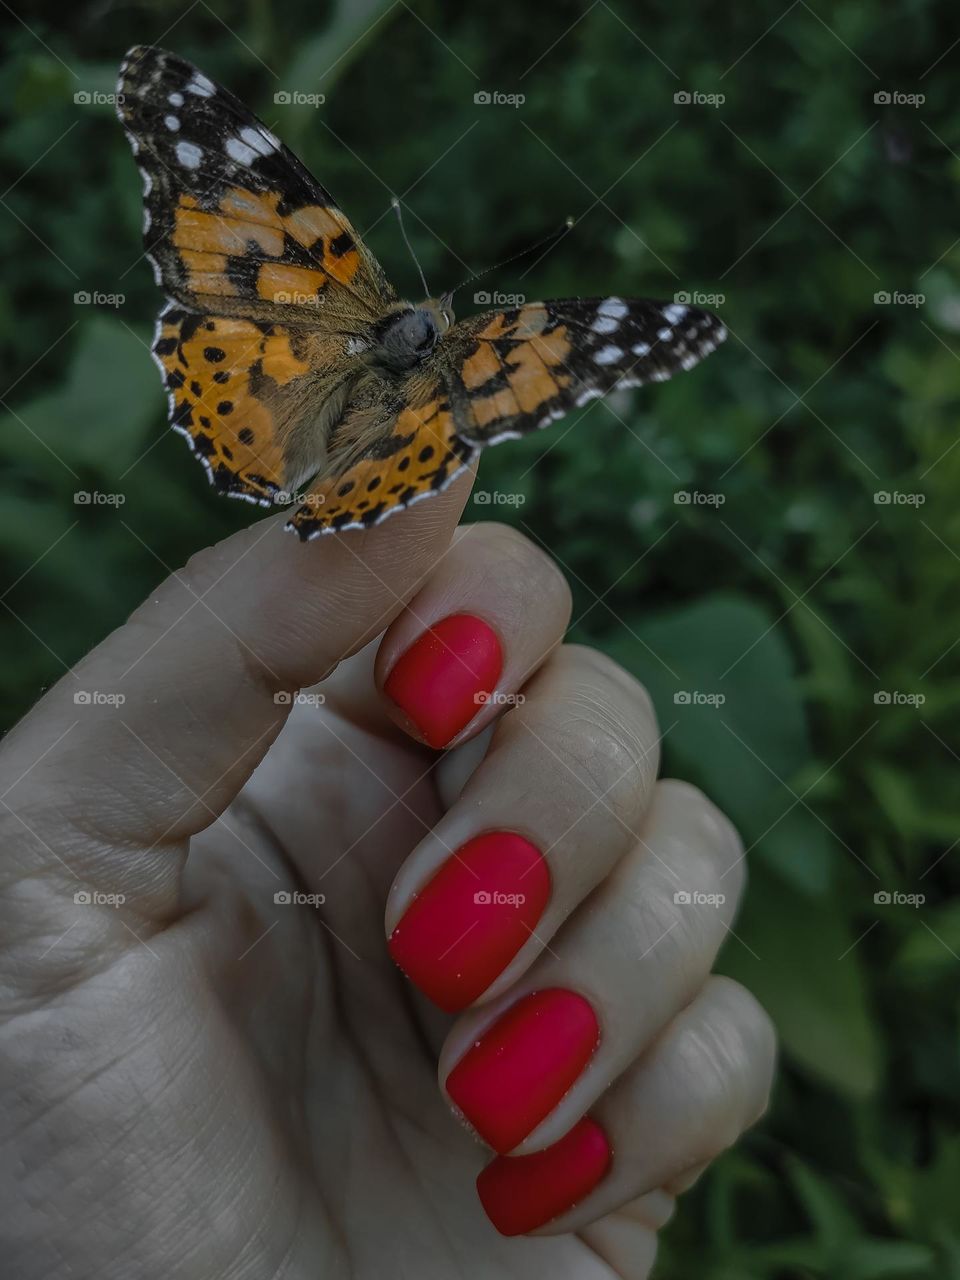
[493,524,571,603]
[461,522,572,622]
[560,645,658,726]
[701,976,777,1125]
[551,708,654,816]
[659,779,745,890]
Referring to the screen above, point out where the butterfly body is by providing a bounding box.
[117,46,727,537]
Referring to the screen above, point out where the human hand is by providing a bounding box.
[0,470,775,1279]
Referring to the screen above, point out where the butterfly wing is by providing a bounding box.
[287,386,476,537]
[441,297,726,444]
[153,303,369,505]
[117,45,393,505]
[117,45,394,324]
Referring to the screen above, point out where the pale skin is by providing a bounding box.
[0,466,776,1279]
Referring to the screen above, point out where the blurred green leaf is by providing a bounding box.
[723,864,881,1097]
[609,594,838,895]
[1,316,156,476]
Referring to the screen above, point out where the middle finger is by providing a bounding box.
[385,644,661,1013]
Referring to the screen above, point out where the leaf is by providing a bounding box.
[0,317,157,477]
[607,594,837,896]
[895,899,960,975]
[721,863,882,1097]
[845,1240,937,1279]
[280,0,403,140]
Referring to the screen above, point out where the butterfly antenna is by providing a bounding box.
[446,216,575,302]
[391,197,431,299]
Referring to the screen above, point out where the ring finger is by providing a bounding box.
[437,779,747,1155]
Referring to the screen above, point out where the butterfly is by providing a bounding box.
[116,46,727,539]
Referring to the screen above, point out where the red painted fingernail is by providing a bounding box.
[477,1117,611,1236]
[384,614,503,748]
[389,832,549,1013]
[446,989,600,1154]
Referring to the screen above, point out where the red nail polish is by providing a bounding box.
[384,614,503,748]
[446,989,600,1154]
[389,832,549,1013]
[477,1117,611,1236]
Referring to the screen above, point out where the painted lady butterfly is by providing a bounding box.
[117,46,726,538]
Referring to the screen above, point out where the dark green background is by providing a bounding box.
[2,2,957,1275]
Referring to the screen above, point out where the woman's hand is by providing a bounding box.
[0,469,775,1280]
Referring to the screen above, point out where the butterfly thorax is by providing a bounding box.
[367,297,454,374]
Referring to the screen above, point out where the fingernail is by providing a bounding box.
[384,614,503,748]
[389,832,549,1013]
[477,1117,611,1236]
[445,988,600,1154]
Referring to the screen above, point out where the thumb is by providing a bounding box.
[1,468,474,915]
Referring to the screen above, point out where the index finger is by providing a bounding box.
[0,468,474,917]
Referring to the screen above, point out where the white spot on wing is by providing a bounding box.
[175,141,203,169]
[663,304,688,324]
[164,115,180,131]
[632,341,651,357]
[225,137,258,165]
[592,314,621,335]
[186,73,215,97]
[594,345,623,366]
[240,125,277,155]
[597,297,628,319]
[657,326,673,341]
[168,91,184,107]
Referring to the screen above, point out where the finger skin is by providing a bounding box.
[516,975,777,1237]
[438,779,747,1154]
[375,522,572,749]
[385,645,661,1011]
[0,468,474,921]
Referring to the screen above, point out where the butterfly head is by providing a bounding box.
[372,295,456,373]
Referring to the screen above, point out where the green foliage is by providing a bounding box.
[1,0,957,1273]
